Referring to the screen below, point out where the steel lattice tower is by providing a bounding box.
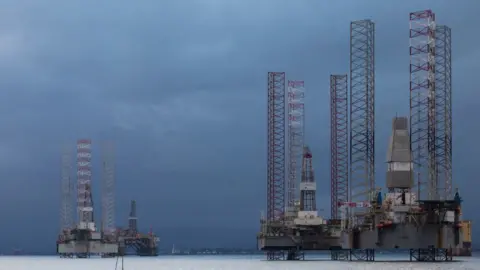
[349,20,375,205]
[287,80,305,214]
[330,74,348,219]
[300,146,316,211]
[101,141,115,234]
[77,139,94,224]
[267,72,286,222]
[409,10,436,200]
[60,145,73,231]
[435,25,452,200]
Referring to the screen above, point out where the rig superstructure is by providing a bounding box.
[258,9,471,262]
[57,140,159,258]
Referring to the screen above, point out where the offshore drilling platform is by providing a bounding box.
[57,139,159,258]
[257,77,339,260]
[117,200,160,256]
[258,9,472,262]
[57,139,118,257]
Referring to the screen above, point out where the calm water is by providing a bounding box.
[0,254,478,270]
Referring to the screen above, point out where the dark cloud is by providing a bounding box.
[0,0,478,252]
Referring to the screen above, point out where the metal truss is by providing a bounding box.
[267,72,286,222]
[435,25,452,200]
[287,80,304,213]
[349,20,375,207]
[102,141,116,234]
[330,74,348,219]
[60,145,73,231]
[409,10,436,200]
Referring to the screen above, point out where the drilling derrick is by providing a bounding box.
[300,146,315,212]
[101,142,115,235]
[293,146,331,241]
[349,19,375,221]
[286,80,305,220]
[330,75,349,220]
[409,10,436,200]
[434,25,452,200]
[128,200,138,234]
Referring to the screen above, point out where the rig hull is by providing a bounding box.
[258,235,296,250]
[57,241,119,255]
[258,234,339,250]
[341,223,458,249]
[257,222,341,251]
[57,228,119,258]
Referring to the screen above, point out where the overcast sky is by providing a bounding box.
[0,0,478,251]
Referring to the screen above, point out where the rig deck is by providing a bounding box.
[257,220,341,260]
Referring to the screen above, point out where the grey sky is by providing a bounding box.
[0,0,478,251]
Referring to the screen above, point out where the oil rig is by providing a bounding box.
[257,77,340,260]
[117,200,159,256]
[57,139,159,258]
[258,9,472,262]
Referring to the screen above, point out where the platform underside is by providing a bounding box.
[342,223,459,249]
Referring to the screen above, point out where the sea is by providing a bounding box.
[0,254,478,270]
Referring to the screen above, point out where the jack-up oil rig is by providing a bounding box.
[57,139,118,258]
[57,140,159,258]
[257,78,340,260]
[258,9,472,262]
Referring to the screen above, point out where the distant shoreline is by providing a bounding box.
[5,249,478,256]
